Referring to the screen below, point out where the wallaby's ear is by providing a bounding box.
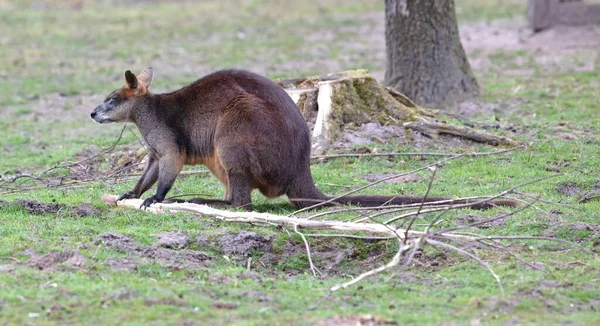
[124,70,138,89]
[137,67,154,88]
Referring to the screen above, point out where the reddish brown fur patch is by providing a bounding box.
[197,151,227,187]
[257,185,283,198]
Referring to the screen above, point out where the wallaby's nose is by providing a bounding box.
[90,111,96,119]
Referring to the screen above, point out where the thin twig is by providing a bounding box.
[427,238,504,295]
[311,145,524,161]
[294,224,320,277]
[292,154,465,216]
[404,166,438,242]
[477,239,543,271]
[330,238,413,291]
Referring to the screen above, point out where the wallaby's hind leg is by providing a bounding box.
[286,171,329,209]
[227,172,253,211]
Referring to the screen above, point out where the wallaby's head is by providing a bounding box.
[90,67,154,124]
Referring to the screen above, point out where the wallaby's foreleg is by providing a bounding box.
[140,154,184,209]
[118,154,159,201]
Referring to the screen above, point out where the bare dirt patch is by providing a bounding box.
[332,122,492,152]
[556,182,581,196]
[0,199,102,217]
[219,231,273,256]
[27,250,86,271]
[106,258,138,272]
[157,231,189,250]
[568,222,600,237]
[95,232,211,270]
[460,18,600,73]
[315,315,398,326]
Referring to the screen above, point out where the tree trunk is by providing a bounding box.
[384,0,479,107]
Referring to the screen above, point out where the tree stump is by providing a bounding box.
[280,70,521,154]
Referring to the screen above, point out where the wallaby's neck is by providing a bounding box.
[131,92,164,123]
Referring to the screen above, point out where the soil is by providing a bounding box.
[332,121,489,152]
[315,315,398,326]
[556,182,581,196]
[95,232,211,270]
[0,199,101,217]
[219,231,273,256]
[156,231,189,250]
[27,250,86,271]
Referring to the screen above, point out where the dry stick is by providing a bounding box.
[477,239,543,271]
[298,146,525,217]
[106,196,431,238]
[302,233,396,240]
[472,236,594,254]
[385,209,452,284]
[294,154,464,217]
[579,193,600,203]
[404,166,438,243]
[337,190,446,288]
[307,198,457,221]
[500,195,553,218]
[391,175,561,229]
[512,191,579,209]
[311,145,525,161]
[330,238,414,291]
[0,256,20,262]
[339,193,517,223]
[40,124,129,177]
[0,125,130,193]
[435,197,539,235]
[294,224,321,277]
[427,238,505,295]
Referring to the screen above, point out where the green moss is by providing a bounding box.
[327,70,433,142]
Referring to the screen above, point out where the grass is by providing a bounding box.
[1,0,600,325]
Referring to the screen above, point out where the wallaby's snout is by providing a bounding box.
[90,102,112,124]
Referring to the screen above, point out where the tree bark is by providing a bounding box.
[384,0,479,107]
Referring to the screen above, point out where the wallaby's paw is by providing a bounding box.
[117,191,138,201]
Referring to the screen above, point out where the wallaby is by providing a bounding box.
[91,68,519,211]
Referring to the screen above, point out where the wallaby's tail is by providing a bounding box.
[331,195,521,210]
[286,171,520,210]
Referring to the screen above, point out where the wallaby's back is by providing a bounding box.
[158,69,324,205]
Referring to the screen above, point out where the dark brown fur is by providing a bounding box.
[91,68,519,211]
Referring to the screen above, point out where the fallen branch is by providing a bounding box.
[404,119,522,147]
[101,195,427,238]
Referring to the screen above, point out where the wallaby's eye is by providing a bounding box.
[107,98,117,105]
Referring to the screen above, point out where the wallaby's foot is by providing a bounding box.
[117,191,138,201]
[140,195,162,210]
